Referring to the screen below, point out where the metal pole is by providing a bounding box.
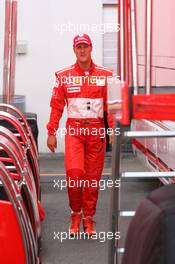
[122,171,175,178]
[9,0,17,100]
[127,0,133,86]
[145,0,152,94]
[130,0,138,94]
[120,0,124,82]
[124,130,175,138]
[3,0,11,103]
[124,0,129,82]
[108,122,122,264]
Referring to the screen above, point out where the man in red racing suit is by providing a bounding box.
[47,34,113,236]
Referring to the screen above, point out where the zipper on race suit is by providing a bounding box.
[85,71,91,111]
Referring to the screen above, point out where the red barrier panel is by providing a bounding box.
[0,201,26,264]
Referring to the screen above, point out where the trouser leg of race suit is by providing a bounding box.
[82,132,106,217]
[65,131,85,213]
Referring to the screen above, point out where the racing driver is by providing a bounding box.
[47,33,113,237]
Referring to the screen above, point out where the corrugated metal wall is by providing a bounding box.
[103,4,118,75]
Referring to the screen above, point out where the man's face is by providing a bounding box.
[73,43,92,63]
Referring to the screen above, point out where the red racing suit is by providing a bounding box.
[47,60,113,217]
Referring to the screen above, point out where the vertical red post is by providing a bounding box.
[3,0,11,103]
[117,0,121,80]
[9,0,17,100]
[145,0,153,94]
[127,0,133,86]
[123,0,129,82]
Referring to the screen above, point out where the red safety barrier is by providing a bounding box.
[121,82,130,125]
[116,83,175,125]
[0,131,42,238]
[0,103,38,157]
[0,108,40,199]
[0,202,26,264]
[133,94,175,121]
[0,161,39,263]
[0,104,44,263]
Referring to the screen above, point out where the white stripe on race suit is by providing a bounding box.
[67,98,104,118]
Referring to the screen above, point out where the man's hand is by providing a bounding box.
[47,135,57,152]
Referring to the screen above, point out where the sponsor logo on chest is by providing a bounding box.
[67,86,81,93]
[66,76,82,86]
[89,76,106,86]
